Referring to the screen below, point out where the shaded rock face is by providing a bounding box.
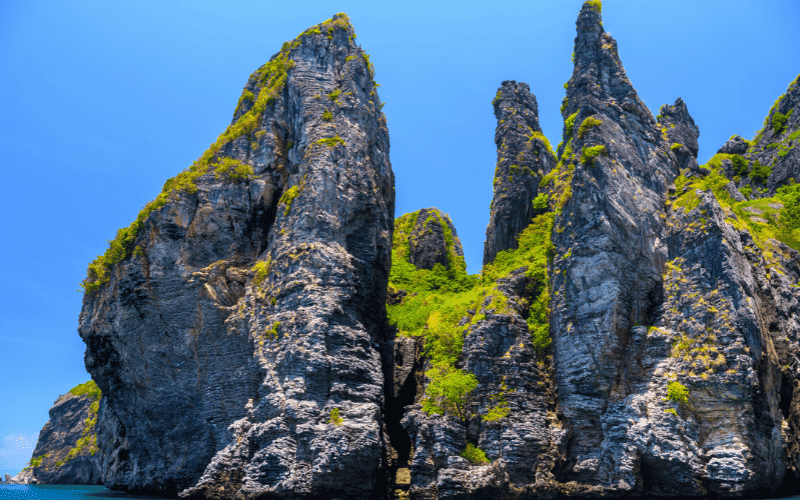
[484,81,556,266]
[406,208,464,271]
[718,134,750,156]
[745,74,800,194]
[658,97,701,172]
[11,392,100,485]
[79,14,393,499]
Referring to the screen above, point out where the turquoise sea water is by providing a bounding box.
[0,485,170,500]
[2,485,800,500]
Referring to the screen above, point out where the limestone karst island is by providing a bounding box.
[9,3,800,499]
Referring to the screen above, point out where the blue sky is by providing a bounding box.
[1,0,798,477]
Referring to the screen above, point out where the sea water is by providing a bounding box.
[2,485,800,500]
[0,485,170,500]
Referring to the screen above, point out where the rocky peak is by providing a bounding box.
[483,80,555,265]
[717,134,750,155]
[743,74,800,193]
[397,208,463,271]
[79,13,394,499]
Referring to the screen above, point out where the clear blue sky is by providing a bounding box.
[1,0,798,477]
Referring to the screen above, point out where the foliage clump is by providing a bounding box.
[667,381,689,405]
[749,160,772,184]
[585,0,602,13]
[212,158,254,181]
[70,380,101,400]
[577,116,602,139]
[327,408,343,426]
[279,175,307,216]
[730,154,749,177]
[252,259,271,286]
[772,109,793,135]
[565,112,579,137]
[580,145,607,165]
[460,443,489,464]
[422,363,478,424]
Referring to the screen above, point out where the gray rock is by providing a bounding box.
[79,13,393,499]
[3,474,10,483]
[743,74,800,194]
[406,208,464,271]
[9,389,100,485]
[483,80,556,265]
[725,180,746,202]
[717,134,750,155]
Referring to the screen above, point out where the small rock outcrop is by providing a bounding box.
[78,13,393,499]
[483,81,556,265]
[11,381,101,485]
[403,208,464,271]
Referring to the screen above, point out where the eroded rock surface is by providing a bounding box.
[484,81,556,266]
[79,13,393,499]
[10,386,101,485]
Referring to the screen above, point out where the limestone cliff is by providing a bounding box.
[10,381,101,485]
[483,81,556,266]
[19,2,800,499]
[78,13,393,498]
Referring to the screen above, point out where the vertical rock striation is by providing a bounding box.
[484,81,556,266]
[79,13,394,499]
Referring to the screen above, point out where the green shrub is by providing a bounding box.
[667,381,689,405]
[581,145,607,165]
[671,143,684,152]
[730,154,749,177]
[279,175,307,216]
[750,160,772,184]
[212,158,254,181]
[252,259,271,286]
[772,109,793,135]
[565,112,578,137]
[266,321,281,339]
[739,186,752,199]
[422,363,478,424]
[460,443,489,464]
[327,89,341,101]
[327,408,343,426]
[577,116,602,139]
[70,380,101,400]
[664,408,678,416]
[29,454,46,468]
[322,109,333,121]
[483,402,509,422]
[532,193,549,212]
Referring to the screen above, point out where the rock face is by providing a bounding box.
[483,81,556,266]
[36,3,798,499]
[78,13,393,498]
[404,208,464,271]
[745,74,800,194]
[11,383,101,485]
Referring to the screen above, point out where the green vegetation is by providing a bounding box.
[772,109,793,135]
[388,207,554,423]
[279,176,307,216]
[565,112,579,137]
[730,154,749,177]
[422,363,478,424]
[750,160,772,184]
[322,109,333,121]
[580,145,607,165]
[585,0,602,13]
[528,130,555,155]
[252,259,271,286]
[266,321,281,340]
[460,443,489,464]
[29,454,46,468]
[667,381,689,405]
[664,408,678,416]
[671,143,684,152]
[70,380,101,400]
[212,158,254,181]
[532,193,549,212]
[327,408,343,426]
[327,89,341,101]
[577,116,602,139]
